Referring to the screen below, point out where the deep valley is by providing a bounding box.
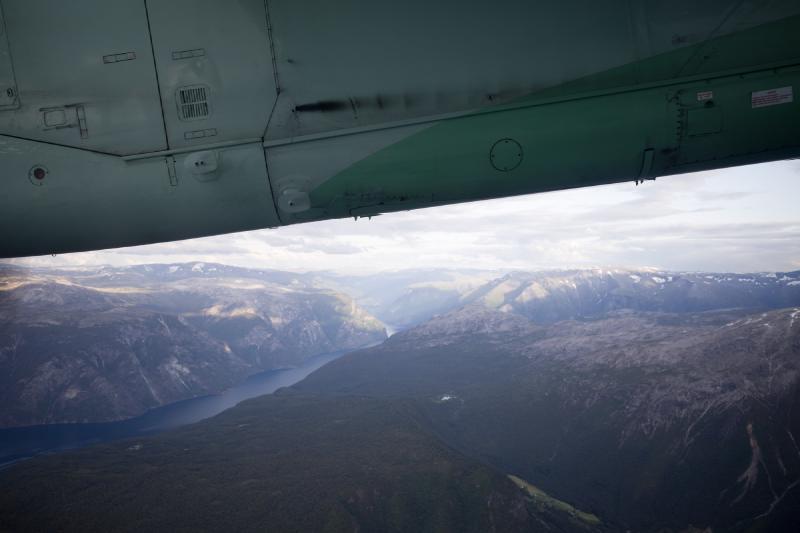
[1,264,799,532]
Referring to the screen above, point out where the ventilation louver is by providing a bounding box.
[176,85,211,121]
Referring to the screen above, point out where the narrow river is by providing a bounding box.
[0,350,347,468]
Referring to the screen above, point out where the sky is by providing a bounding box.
[10,159,800,275]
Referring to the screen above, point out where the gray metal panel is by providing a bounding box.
[265,123,432,223]
[264,0,800,141]
[641,0,800,54]
[0,0,167,155]
[146,0,276,149]
[0,137,279,257]
[265,0,637,140]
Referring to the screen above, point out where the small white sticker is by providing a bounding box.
[751,86,793,108]
[697,90,714,102]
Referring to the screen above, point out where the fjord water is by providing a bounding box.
[0,350,345,468]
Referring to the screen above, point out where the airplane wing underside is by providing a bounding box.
[0,0,799,257]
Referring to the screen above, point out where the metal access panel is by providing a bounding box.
[0,138,279,257]
[0,0,167,155]
[145,0,277,149]
[667,68,800,170]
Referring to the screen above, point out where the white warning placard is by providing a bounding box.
[696,90,714,102]
[751,86,793,108]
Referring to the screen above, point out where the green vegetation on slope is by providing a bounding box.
[0,393,588,533]
[509,475,601,526]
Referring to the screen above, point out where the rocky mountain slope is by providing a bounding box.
[463,269,800,322]
[330,268,800,329]
[4,305,798,531]
[297,305,800,532]
[0,263,385,427]
[2,266,800,531]
[0,393,598,533]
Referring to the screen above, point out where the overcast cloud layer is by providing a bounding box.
[10,160,800,274]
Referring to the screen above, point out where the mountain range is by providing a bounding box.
[297,304,800,531]
[0,263,386,427]
[1,263,799,531]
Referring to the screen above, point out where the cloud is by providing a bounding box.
[8,160,800,274]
